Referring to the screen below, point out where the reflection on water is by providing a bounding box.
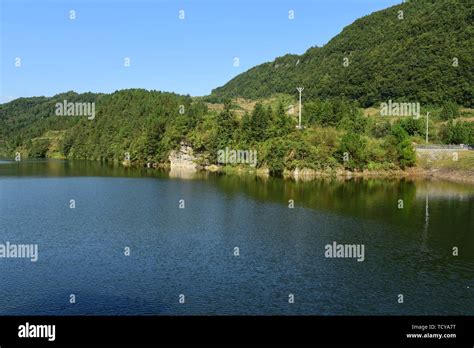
[0,159,473,315]
[169,167,206,180]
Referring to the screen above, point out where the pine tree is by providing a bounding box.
[272,102,293,137]
[250,102,270,141]
[240,111,252,144]
[216,99,238,149]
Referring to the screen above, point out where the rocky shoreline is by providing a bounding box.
[128,142,474,185]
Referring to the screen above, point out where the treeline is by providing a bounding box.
[1,90,473,175]
[0,90,201,162]
[201,98,417,173]
[0,91,100,157]
[302,99,474,145]
[60,89,206,163]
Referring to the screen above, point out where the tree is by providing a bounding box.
[249,102,271,142]
[240,111,252,144]
[338,133,367,170]
[271,102,293,137]
[387,123,415,168]
[215,99,238,150]
[29,139,50,158]
[397,139,416,169]
[442,120,472,144]
[390,123,409,142]
[371,121,391,138]
[398,117,424,137]
[440,101,459,121]
[261,137,289,175]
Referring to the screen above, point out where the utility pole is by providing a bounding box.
[296,87,304,129]
[426,112,430,144]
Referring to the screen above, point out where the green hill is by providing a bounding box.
[0,90,204,162]
[211,0,474,107]
[1,88,473,175]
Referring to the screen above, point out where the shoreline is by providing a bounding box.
[160,162,474,185]
[2,156,472,185]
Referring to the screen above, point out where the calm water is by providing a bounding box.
[0,159,473,315]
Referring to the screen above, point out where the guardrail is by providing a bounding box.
[415,144,473,150]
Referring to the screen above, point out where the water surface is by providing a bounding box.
[0,160,473,315]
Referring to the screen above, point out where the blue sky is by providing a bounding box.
[0,0,401,101]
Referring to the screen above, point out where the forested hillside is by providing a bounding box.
[0,92,101,158]
[0,90,204,163]
[1,90,473,175]
[211,0,474,107]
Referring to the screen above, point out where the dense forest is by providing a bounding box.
[0,90,197,163]
[1,90,473,175]
[211,0,474,108]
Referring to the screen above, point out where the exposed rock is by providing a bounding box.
[168,142,199,171]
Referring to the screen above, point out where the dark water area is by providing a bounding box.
[0,159,473,315]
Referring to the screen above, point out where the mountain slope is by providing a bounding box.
[0,90,201,161]
[211,0,474,107]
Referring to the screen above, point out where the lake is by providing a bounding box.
[0,159,473,315]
